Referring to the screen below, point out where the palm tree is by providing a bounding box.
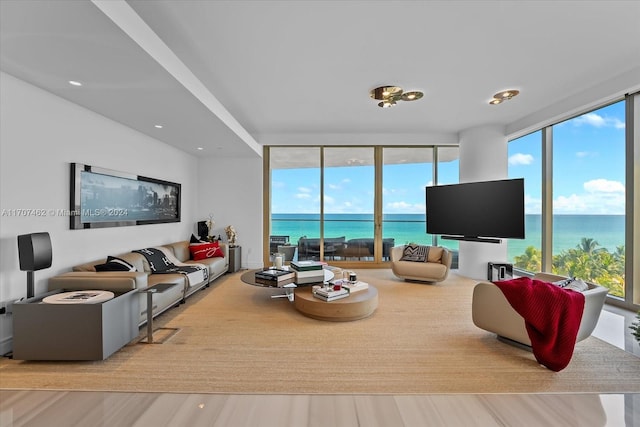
[514,246,541,272]
[578,237,600,254]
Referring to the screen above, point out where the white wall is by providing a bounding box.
[197,156,263,270]
[457,125,508,279]
[0,73,200,354]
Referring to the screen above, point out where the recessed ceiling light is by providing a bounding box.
[68,80,82,86]
[154,124,163,129]
[197,147,204,151]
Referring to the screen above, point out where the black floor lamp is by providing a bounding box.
[17,232,52,299]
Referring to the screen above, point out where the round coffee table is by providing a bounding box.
[240,268,333,301]
[293,286,378,321]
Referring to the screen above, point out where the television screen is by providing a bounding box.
[425,178,525,241]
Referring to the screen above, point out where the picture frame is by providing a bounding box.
[70,163,181,229]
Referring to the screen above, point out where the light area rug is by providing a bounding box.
[1,270,639,394]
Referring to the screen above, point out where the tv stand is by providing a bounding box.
[441,235,501,244]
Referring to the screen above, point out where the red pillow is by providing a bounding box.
[189,242,224,260]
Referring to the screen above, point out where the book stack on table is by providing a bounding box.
[290,260,325,284]
[254,268,296,287]
[341,281,369,294]
[313,287,349,302]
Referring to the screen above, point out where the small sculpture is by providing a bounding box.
[225,225,237,247]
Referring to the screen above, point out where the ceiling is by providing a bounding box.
[1,0,639,159]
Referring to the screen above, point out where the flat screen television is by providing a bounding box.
[425,178,525,243]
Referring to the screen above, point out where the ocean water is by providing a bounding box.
[271,214,625,260]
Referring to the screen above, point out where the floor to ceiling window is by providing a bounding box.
[323,147,375,261]
[552,101,626,298]
[508,131,542,272]
[269,147,321,259]
[507,98,636,306]
[381,148,432,261]
[433,146,460,266]
[267,146,458,266]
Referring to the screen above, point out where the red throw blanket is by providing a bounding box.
[493,277,586,371]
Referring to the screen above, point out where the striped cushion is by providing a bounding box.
[400,244,429,262]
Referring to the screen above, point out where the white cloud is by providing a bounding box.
[554,194,589,213]
[573,113,625,129]
[524,194,541,214]
[295,193,311,199]
[583,179,624,193]
[553,179,625,214]
[385,201,425,213]
[574,113,606,127]
[297,187,312,193]
[612,118,625,129]
[508,153,534,166]
[327,183,340,190]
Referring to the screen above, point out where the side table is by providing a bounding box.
[229,245,241,272]
[139,283,180,344]
[12,288,138,360]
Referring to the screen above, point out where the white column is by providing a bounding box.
[457,125,508,280]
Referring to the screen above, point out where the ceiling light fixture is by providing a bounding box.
[489,89,520,105]
[154,124,163,129]
[370,85,423,108]
[68,80,82,86]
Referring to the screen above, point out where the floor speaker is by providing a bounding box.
[17,232,52,298]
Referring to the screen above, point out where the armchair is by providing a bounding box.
[390,245,452,283]
[472,272,609,346]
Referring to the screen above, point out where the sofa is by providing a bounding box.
[472,272,609,346]
[297,236,346,260]
[336,238,395,260]
[48,240,229,326]
[297,236,396,261]
[390,245,452,282]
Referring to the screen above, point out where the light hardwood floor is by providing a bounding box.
[0,390,638,427]
[1,302,638,426]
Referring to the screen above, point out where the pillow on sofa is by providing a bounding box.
[95,256,137,272]
[400,244,443,263]
[400,244,428,262]
[189,242,224,260]
[426,246,443,263]
[553,277,589,293]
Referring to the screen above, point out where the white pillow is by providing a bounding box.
[553,277,588,292]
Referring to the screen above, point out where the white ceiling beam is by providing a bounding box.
[91,0,262,157]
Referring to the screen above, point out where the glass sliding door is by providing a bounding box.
[269,147,321,261]
[551,101,626,298]
[382,148,432,257]
[508,131,542,273]
[324,147,375,261]
[434,146,460,266]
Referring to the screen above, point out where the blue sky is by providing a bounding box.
[509,100,626,215]
[272,100,626,215]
